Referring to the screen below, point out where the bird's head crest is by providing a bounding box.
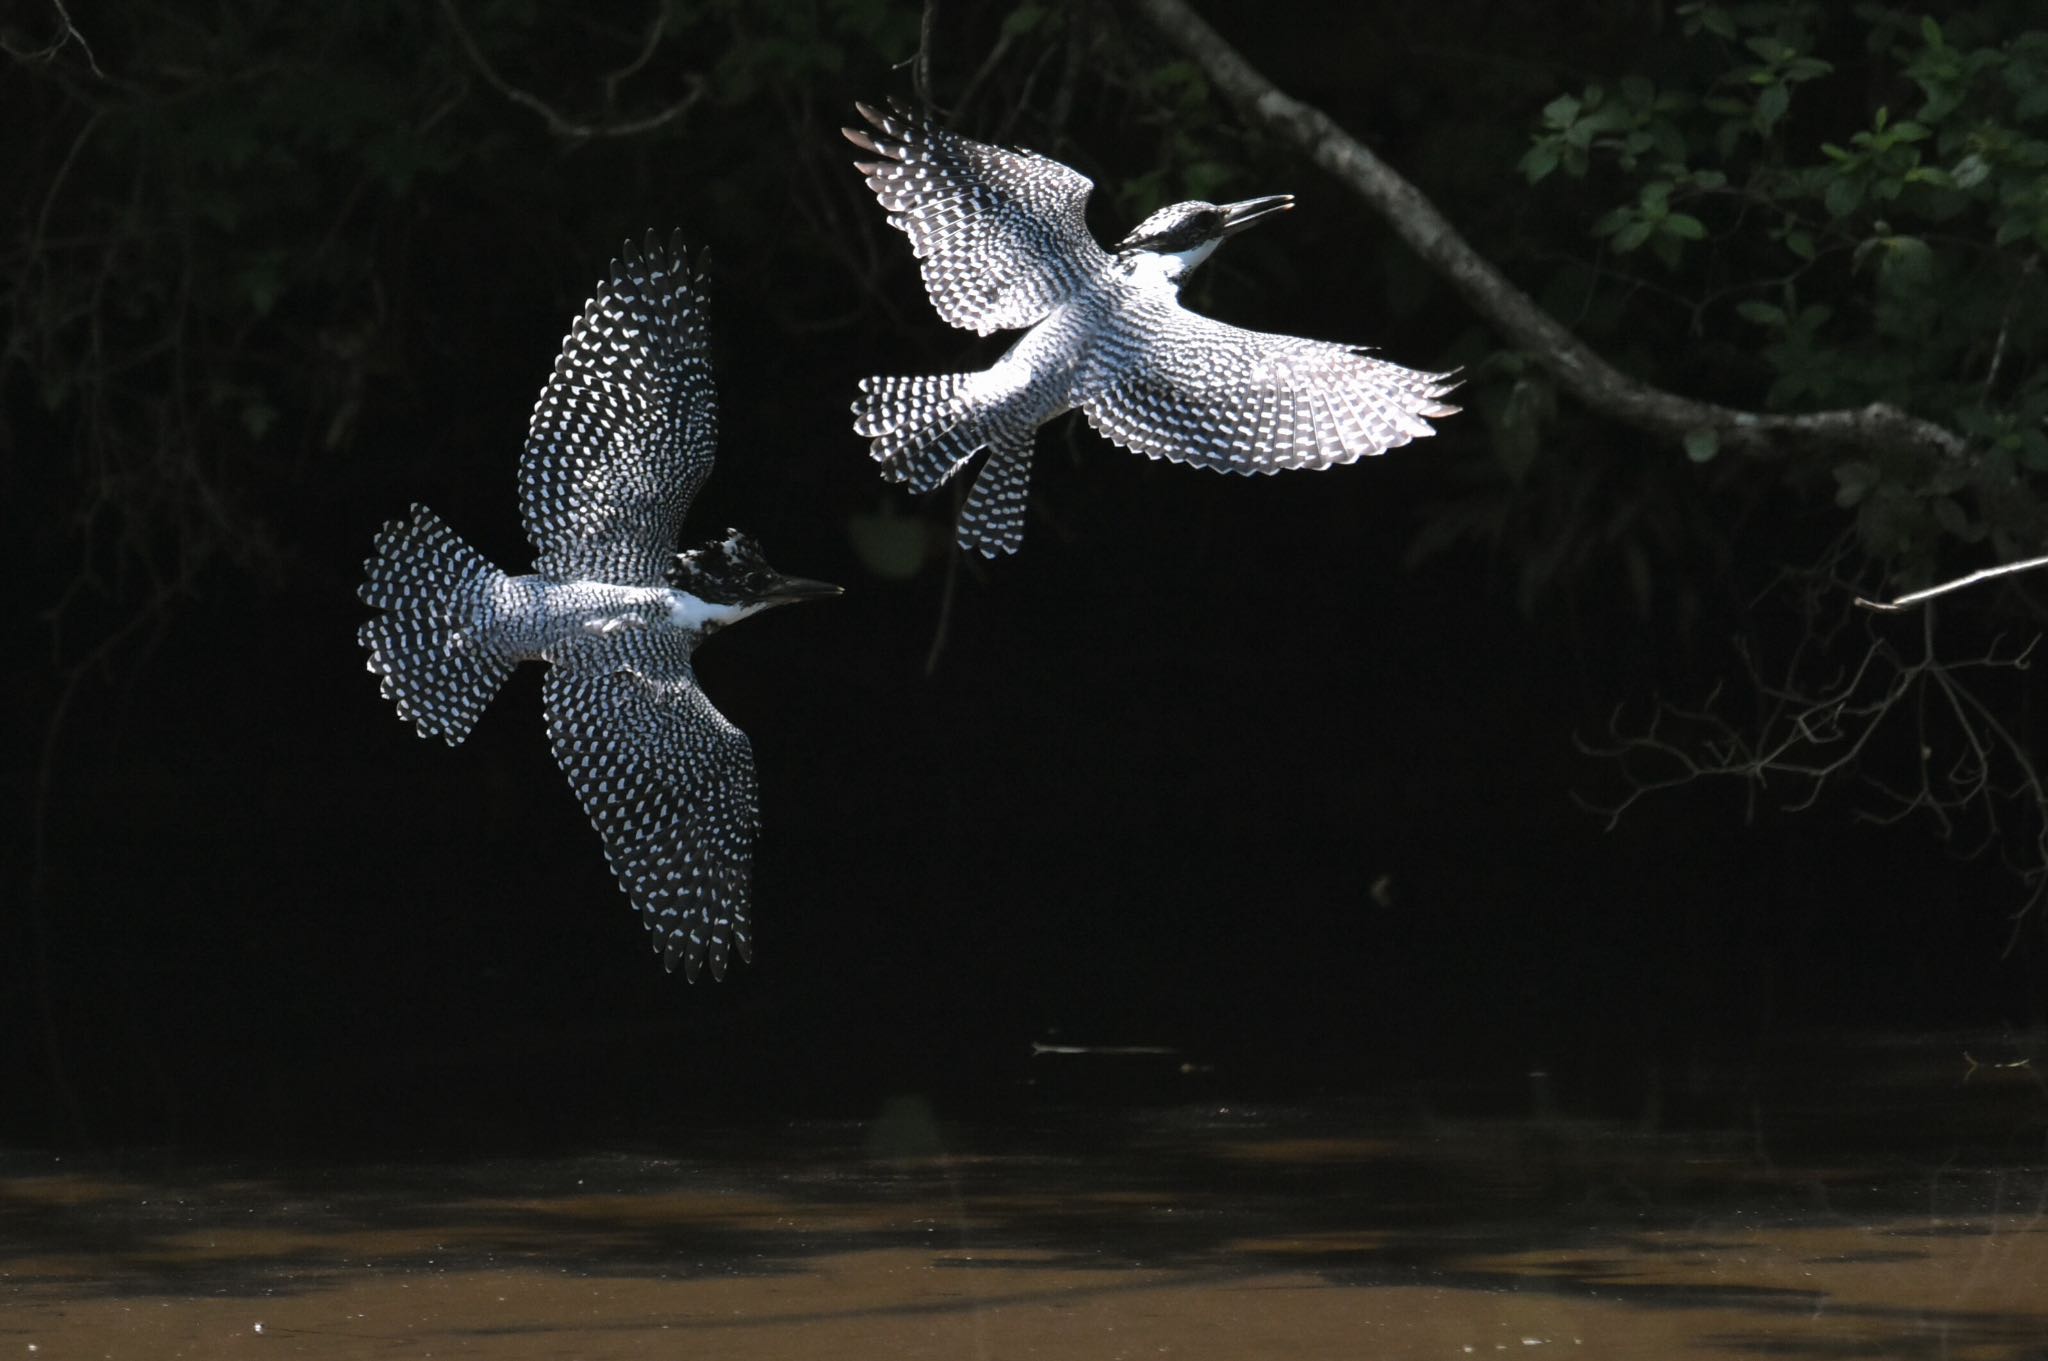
[675,531,842,611]
[1114,194,1295,259]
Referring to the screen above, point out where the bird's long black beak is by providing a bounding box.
[1217,194,1295,237]
[761,574,844,606]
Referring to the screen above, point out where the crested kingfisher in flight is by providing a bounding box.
[845,100,1460,557]
[358,231,840,980]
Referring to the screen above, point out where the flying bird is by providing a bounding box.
[358,232,839,980]
[845,100,1459,557]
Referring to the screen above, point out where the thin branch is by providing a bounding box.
[914,0,937,108]
[924,479,972,676]
[1981,256,2035,400]
[433,0,704,141]
[954,26,1018,119]
[602,6,668,107]
[2,0,108,80]
[1129,0,1970,466]
[1856,554,2048,613]
[1576,593,2048,934]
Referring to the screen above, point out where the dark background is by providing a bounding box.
[6,0,2041,1153]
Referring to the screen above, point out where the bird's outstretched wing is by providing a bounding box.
[1079,296,1460,473]
[521,230,716,585]
[845,100,1110,335]
[543,634,758,981]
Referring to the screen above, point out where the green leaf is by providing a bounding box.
[1877,234,1933,290]
[1542,93,1582,128]
[1756,79,1790,130]
[1735,299,1787,325]
[1519,141,1561,183]
[1614,219,1654,252]
[1683,427,1721,463]
[1000,3,1046,37]
[1931,496,1974,540]
[1824,174,1865,217]
[1663,212,1707,239]
[1652,119,1687,163]
[242,404,275,440]
[2018,428,2048,471]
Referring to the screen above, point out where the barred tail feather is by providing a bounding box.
[956,441,1034,558]
[357,503,514,745]
[852,373,989,493]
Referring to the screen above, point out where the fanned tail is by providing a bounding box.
[852,373,990,493]
[357,504,514,745]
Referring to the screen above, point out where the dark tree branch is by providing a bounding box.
[3,0,107,79]
[1130,0,1970,465]
[913,0,937,107]
[434,0,704,142]
[600,6,668,108]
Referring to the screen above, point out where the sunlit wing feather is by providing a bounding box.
[1080,295,1460,474]
[520,230,716,585]
[845,101,1110,335]
[543,633,758,981]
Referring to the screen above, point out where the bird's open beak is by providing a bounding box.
[1217,194,1295,237]
[762,574,845,606]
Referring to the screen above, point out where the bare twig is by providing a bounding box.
[954,27,1018,119]
[1856,554,2048,613]
[1130,0,1971,466]
[602,7,668,107]
[924,479,971,676]
[1982,257,2036,400]
[1578,596,2048,936]
[2,0,108,79]
[433,0,704,141]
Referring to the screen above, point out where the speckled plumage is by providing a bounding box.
[845,101,1460,557]
[358,232,835,980]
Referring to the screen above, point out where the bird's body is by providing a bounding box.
[467,573,768,659]
[358,233,837,980]
[845,100,1459,556]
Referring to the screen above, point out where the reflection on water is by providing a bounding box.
[4,1033,2044,1359]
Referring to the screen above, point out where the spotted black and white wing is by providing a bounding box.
[543,634,758,981]
[846,101,1111,336]
[520,230,716,586]
[1080,296,1460,474]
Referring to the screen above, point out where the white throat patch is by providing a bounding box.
[667,592,764,630]
[1126,239,1220,290]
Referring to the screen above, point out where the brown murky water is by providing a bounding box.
[6,1038,2046,1358]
